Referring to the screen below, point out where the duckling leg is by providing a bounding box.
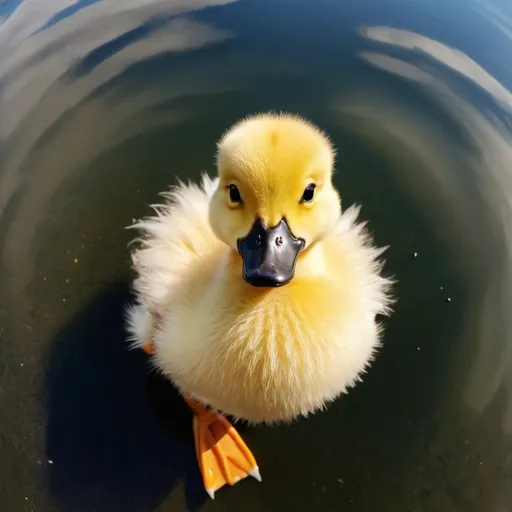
[142,339,154,355]
[142,310,160,354]
[184,397,261,499]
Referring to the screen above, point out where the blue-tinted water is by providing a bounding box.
[1,1,512,511]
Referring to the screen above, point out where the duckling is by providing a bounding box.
[126,112,393,499]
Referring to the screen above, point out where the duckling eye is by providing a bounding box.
[300,183,316,203]
[228,184,243,204]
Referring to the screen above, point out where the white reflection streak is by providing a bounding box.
[361,26,512,112]
[475,1,512,41]
[0,0,234,138]
[355,27,512,432]
[0,0,74,47]
[0,0,237,298]
[0,0,235,210]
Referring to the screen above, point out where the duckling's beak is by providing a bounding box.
[237,218,305,287]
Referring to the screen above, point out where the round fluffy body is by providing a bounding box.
[126,113,393,424]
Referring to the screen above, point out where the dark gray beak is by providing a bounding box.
[237,218,305,287]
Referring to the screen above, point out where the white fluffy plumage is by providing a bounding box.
[126,114,394,424]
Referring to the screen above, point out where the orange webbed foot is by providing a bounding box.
[185,398,261,499]
[142,339,154,355]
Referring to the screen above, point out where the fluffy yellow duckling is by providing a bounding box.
[126,112,393,499]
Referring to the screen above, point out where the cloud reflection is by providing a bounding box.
[360,26,512,111]
[337,26,512,433]
[0,0,237,291]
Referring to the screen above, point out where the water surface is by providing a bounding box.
[1,0,512,511]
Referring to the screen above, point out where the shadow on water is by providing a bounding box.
[2,0,512,511]
[44,281,207,512]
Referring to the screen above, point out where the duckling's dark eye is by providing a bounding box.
[228,184,243,204]
[300,183,316,203]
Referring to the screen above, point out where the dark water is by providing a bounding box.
[1,0,512,511]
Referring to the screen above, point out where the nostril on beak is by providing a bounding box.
[275,236,283,247]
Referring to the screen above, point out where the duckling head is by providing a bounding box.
[209,112,341,288]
